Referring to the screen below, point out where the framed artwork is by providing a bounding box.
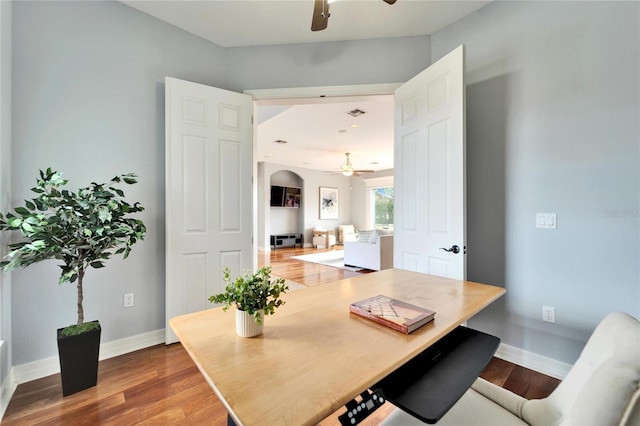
[319,187,339,220]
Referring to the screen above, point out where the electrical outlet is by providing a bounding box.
[542,305,555,323]
[124,293,134,308]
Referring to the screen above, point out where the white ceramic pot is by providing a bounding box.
[235,309,264,337]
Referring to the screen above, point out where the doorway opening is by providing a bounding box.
[249,84,399,259]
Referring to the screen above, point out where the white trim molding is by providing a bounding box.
[495,343,572,380]
[245,83,401,103]
[0,367,16,420]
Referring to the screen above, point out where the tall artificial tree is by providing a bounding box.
[0,168,146,333]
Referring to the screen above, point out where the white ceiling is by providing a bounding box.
[256,95,395,173]
[121,0,491,48]
[120,0,491,174]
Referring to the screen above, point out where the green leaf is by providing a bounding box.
[14,207,30,216]
[7,217,22,228]
[98,208,112,222]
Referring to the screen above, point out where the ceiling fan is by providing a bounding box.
[311,0,397,32]
[331,152,375,176]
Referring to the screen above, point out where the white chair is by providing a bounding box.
[382,311,640,426]
[312,227,336,249]
[338,225,357,243]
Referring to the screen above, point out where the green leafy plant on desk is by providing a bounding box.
[209,266,288,326]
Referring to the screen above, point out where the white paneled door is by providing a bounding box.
[165,77,253,344]
[394,45,466,280]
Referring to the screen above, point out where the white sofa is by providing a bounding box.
[344,230,393,271]
[338,225,357,244]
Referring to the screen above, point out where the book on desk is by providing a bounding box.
[350,295,435,334]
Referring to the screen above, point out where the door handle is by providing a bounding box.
[439,245,460,254]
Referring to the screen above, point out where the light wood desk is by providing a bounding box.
[170,269,505,426]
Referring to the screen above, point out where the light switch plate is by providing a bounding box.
[536,213,557,229]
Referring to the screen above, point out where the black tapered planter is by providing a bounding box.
[57,320,101,396]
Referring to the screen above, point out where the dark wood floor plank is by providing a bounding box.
[502,364,537,397]
[479,356,516,387]
[3,247,561,425]
[525,373,561,400]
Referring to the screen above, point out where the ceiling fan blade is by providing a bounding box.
[382,0,397,4]
[311,0,330,32]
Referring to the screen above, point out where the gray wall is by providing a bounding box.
[225,36,431,92]
[10,0,230,364]
[9,1,430,366]
[7,0,639,370]
[433,1,639,363]
[0,0,12,386]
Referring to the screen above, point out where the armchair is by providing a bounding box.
[312,227,336,249]
[382,311,640,426]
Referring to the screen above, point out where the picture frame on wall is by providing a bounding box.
[319,187,339,220]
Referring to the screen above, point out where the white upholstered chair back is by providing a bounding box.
[523,311,640,426]
[382,312,640,426]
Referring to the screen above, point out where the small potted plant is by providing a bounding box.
[0,168,146,395]
[209,266,288,337]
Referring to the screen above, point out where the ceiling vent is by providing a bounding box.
[347,108,366,117]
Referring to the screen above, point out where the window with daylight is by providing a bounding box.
[362,176,394,231]
[371,186,394,230]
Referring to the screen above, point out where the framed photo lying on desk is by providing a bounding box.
[170,269,505,426]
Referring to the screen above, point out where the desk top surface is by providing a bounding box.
[170,268,505,426]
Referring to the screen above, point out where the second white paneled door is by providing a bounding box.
[165,77,253,344]
[394,45,466,280]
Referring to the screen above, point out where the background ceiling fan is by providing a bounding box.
[328,153,375,176]
[312,0,397,31]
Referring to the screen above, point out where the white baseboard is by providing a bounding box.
[0,360,16,421]
[9,328,166,388]
[495,342,572,380]
[98,328,165,361]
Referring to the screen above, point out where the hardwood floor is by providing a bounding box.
[258,245,372,286]
[3,247,560,425]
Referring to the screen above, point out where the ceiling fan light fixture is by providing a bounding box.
[341,152,355,176]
